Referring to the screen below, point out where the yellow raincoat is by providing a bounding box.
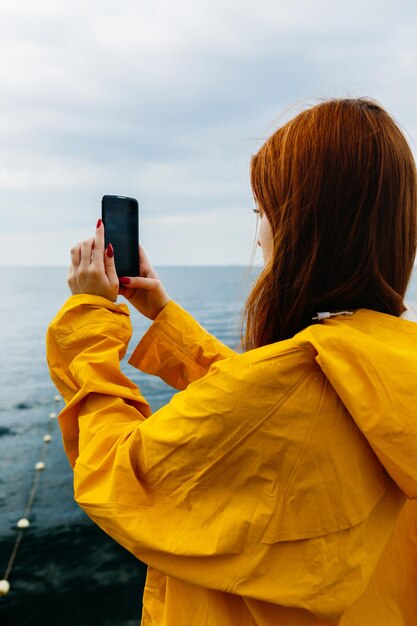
[46,296,417,626]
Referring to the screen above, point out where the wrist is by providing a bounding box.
[150,297,172,321]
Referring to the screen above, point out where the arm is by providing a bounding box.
[46,294,281,592]
[118,244,237,389]
[46,294,152,466]
[128,299,237,390]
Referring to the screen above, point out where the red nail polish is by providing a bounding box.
[106,243,114,258]
[96,218,102,228]
[119,277,130,285]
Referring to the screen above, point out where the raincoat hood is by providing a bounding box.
[298,308,417,500]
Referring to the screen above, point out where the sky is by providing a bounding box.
[1,0,417,266]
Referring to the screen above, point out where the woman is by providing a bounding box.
[47,98,417,626]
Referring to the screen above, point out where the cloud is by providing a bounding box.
[0,0,417,264]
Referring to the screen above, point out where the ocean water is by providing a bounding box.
[1,266,417,626]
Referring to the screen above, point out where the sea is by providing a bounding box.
[1,266,417,626]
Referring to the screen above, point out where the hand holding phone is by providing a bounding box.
[118,245,171,320]
[102,195,139,277]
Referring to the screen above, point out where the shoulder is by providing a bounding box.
[202,337,316,390]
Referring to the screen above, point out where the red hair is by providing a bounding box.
[243,98,417,349]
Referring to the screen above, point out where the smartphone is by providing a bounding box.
[101,195,139,277]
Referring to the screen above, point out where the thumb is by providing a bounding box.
[104,243,119,287]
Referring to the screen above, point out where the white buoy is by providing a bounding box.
[54,395,61,402]
[16,518,30,529]
[0,579,10,596]
[43,434,52,443]
[35,461,45,471]
[49,412,57,419]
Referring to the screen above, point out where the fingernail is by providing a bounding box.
[119,277,130,285]
[106,243,114,258]
[96,218,102,228]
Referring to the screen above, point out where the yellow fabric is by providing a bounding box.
[46,296,417,625]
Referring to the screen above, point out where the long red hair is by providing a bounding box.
[243,98,417,349]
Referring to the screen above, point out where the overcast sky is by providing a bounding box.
[1,0,417,266]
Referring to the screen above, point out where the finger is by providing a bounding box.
[67,264,74,286]
[119,276,159,291]
[68,247,81,293]
[70,243,81,269]
[92,218,105,266]
[139,246,158,279]
[79,238,95,270]
[104,243,119,287]
[67,265,80,293]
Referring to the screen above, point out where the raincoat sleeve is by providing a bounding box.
[128,299,237,390]
[46,294,287,596]
[46,294,152,467]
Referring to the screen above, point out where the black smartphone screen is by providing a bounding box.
[102,195,139,277]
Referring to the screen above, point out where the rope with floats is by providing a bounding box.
[0,394,62,597]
